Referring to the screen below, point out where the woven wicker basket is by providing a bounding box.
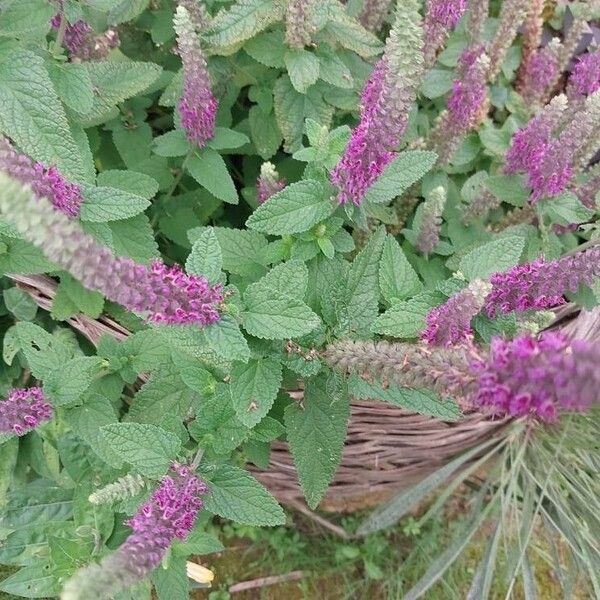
[10,273,579,513]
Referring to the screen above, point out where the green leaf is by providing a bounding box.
[542,191,594,225]
[371,293,442,338]
[274,75,333,152]
[0,564,60,598]
[203,316,251,363]
[80,185,150,222]
[258,260,309,299]
[152,130,190,157]
[349,376,461,421]
[285,48,320,93]
[337,226,385,337]
[230,358,283,427]
[3,288,38,321]
[0,239,57,275]
[54,274,104,319]
[205,0,283,49]
[284,375,349,508]
[108,0,149,24]
[244,30,286,68]
[0,48,89,182]
[421,69,455,99]
[152,556,189,600]
[325,4,383,57]
[96,170,159,200]
[379,235,422,302]
[207,127,250,150]
[485,174,529,206]
[248,106,282,160]
[363,151,438,205]
[0,0,55,36]
[204,464,285,526]
[243,277,321,340]
[458,236,525,281]
[251,416,285,442]
[186,227,222,284]
[109,215,159,263]
[47,62,94,115]
[98,423,181,479]
[186,149,238,204]
[246,180,335,235]
[317,48,353,89]
[44,357,104,407]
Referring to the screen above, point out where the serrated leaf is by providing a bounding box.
[98,423,181,478]
[317,48,354,89]
[152,129,190,157]
[3,288,37,321]
[205,0,283,49]
[96,170,159,200]
[186,227,222,284]
[246,180,335,234]
[372,293,442,338]
[459,236,525,281]
[248,106,282,160]
[274,75,334,152]
[421,69,455,99]
[285,48,320,93]
[349,376,461,421]
[0,0,55,36]
[0,48,88,182]
[244,30,286,68]
[251,416,285,442]
[257,260,309,299]
[379,235,422,302]
[243,282,321,340]
[207,127,250,150]
[47,62,94,115]
[485,174,529,206]
[152,556,189,600]
[0,239,57,275]
[109,215,159,263]
[337,226,385,337]
[363,151,438,205]
[186,149,238,204]
[108,0,149,24]
[542,191,594,225]
[203,316,251,363]
[80,185,150,222]
[204,464,285,526]
[284,375,349,508]
[0,564,60,598]
[325,4,383,57]
[230,358,282,427]
[55,274,104,319]
[44,357,104,407]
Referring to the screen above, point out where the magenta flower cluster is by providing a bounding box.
[0,388,52,436]
[569,49,600,99]
[175,6,218,148]
[426,0,468,29]
[51,14,119,61]
[331,61,397,205]
[0,137,82,217]
[485,246,600,317]
[256,162,286,204]
[473,332,600,422]
[62,464,208,598]
[521,50,559,100]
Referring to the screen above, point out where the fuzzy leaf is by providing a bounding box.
[349,376,461,421]
[47,62,94,115]
[325,4,383,57]
[0,0,55,36]
[372,293,442,338]
[186,227,222,284]
[204,464,285,526]
[284,48,320,93]
[284,375,349,508]
[186,149,239,204]
[98,423,181,479]
[80,185,150,222]
[246,180,335,235]
[363,151,438,205]
[0,48,89,182]
[96,170,159,200]
[379,235,422,302]
[44,357,105,407]
[458,236,525,281]
[203,316,251,363]
[230,358,282,427]
[152,130,190,157]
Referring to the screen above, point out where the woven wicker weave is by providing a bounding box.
[7,274,520,512]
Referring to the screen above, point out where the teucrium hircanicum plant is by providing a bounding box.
[0,0,599,598]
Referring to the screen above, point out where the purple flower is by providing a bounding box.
[574,169,600,209]
[0,137,82,218]
[472,332,600,421]
[568,49,600,99]
[0,388,52,436]
[331,0,424,204]
[174,6,218,148]
[0,174,223,327]
[51,14,119,61]
[447,53,488,129]
[485,246,600,317]
[61,464,208,600]
[422,281,492,347]
[256,162,286,204]
[426,0,467,29]
[521,50,560,102]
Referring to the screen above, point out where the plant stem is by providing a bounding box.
[165,147,195,201]
[53,12,67,55]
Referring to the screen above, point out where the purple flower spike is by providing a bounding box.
[256,162,286,204]
[0,137,82,218]
[569,49,600,99]
[485,246,600,317]
[51,14,119,61]
[427,0,468,29]
[472,332,600,421]
[61,464,208,600]
[174,6,218,148]
[0,388,52,436]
